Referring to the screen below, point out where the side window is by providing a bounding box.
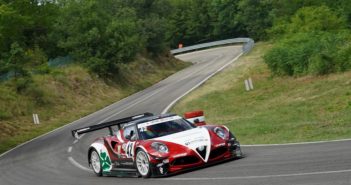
[123,126,137,141]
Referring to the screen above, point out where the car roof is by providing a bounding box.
[122,113,178,128]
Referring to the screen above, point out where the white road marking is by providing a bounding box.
[75,133,85,140]
[178,53,224,78]
[163,169,351,181]
[242,138,351,147]
[68,157,92,172]
[67,146,72,153]
[162,52,243,114]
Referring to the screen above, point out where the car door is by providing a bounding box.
[112,125,138,169]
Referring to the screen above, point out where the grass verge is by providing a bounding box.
[0,55,189,154]
[172,42,351,144]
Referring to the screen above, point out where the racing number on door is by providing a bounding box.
[126,141,135,158]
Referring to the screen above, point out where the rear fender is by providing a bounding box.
[88,142,112,173]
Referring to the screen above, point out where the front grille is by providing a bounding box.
[209,147,227,159]
[171,156,199,166]
[196,146,207,160]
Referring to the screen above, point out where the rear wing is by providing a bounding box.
[71,112,154,139]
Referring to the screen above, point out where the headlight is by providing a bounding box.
[214,127,226,139]
[151,142,169,153]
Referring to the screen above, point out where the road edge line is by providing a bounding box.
[68,157,92,172]
[242,138,351,147]
[163,169,351,181]
[161,52,243,114]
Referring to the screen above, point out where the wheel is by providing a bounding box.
[90,149,102,176]
[135,149,152,178]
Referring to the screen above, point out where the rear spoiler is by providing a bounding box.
[71,112,154,139]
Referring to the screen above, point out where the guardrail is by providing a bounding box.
[171,37,254,55]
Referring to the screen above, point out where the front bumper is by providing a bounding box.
[228,139,243,158]
[149,139,242,177]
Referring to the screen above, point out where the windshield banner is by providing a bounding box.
[137,116,182,130]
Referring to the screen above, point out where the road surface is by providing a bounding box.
[1,45,350,185]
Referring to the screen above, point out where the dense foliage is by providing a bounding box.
[264,31,351,76]
[265,4,351,76]
[0,0,351,79]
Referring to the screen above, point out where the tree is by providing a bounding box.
[6,42,30,79]
[0,4,29,56]
[210,0,243,40]
[54,0,141,77]
[264,6,351,76]
[270,5,347,38]
[236,0,273,40]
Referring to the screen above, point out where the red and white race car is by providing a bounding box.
[71,111,242,178]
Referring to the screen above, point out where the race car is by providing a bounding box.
[71,111,242,178]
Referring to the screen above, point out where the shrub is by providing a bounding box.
[264,32,351,76]
[13,77,33,93]
[335,44,351,72]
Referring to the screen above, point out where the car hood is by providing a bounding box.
[155,127,211,162]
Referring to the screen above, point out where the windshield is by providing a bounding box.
[137,116,195,140]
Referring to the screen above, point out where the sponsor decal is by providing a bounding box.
[137,116,182,129]
[185,138,208,146]
[99,151,111,172]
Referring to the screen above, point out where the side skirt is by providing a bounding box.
[103,168,139,177]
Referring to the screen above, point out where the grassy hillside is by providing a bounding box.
[0,55,189,154]
[173,42,351,144]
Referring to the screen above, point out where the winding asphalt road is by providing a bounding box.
[1,45,351,185]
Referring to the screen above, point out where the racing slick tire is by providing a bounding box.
[89,149,103,176]
[135,149,152,178]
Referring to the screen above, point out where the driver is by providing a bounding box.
[140,126,156,139]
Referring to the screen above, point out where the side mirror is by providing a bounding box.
[125,134,131,140]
